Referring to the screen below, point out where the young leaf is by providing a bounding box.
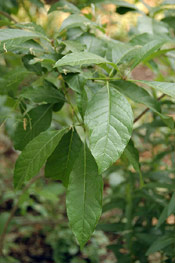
[48,0,80,14]
[14,104,52,151]
[84,84,133,174]
[66,143,103,248]
[122,139,140,174]
[118,40,166,70]
[0,29,48,53]
[20,85,65,104]
[0,68,32,95]
[113,80,174,128]
[14,128,69,189]
[133,80,175,98]
[59,14,94,32]
[54,52,108,68]
[45,129,82,187]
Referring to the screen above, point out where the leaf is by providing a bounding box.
[0,68,32,95]
[54,52,108,68]
[29,0,44,8]
[84,84,133,174]
[66,143,103,248]
[146,235,174,255]
[156,192,175,228]
[118,40,166,70]
[48,0,80,14]
[78,33,107,57]
[20,85,65,104]
[64,73,86,93]
[22,54,43,75]
[168,192,175,216]
[123,139,140,173]
[14,104,52,151]
[59,14,95,32]
[0,29,48,53]
[14,128,68,189]
[133,80,175,98]
[45,129,82,187]
[113,80,174,128]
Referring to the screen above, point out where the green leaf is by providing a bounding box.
[64,73,86,93]
[20,85,65,104]
[78,33,107,57]
[168,192,175,216]
[45,129,82,187]
[84,84,133,173]
[133,80,175,98]
[14,104,52,151]
[54,52,108,68]
[14,128,68,189]
[59,14,95,32]
[0,29,48,53]
[66,143,103,248]
[123,139,140,173]
[48,0,80,14]
[113,80,174,128]
[22,54,43,75]
[29,0,44,8]
[0,68,32,95]
[146,235,174,255]
[118,40,166,70]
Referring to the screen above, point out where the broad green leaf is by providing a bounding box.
[78,33,107,57]
[0,68,32,95]
[14,128,68,189]
[122,139,140,173]
[84,84,133,173]
[137,16,169,35]
[59,14,95,32]
[61,40,85,53]
[20,85,65,104]
[22,54,42,75]
[48,0,80,13]
[106,41,134,64]
[54,52,108,68]
[118,40,166,70]
[0,29,48,53]
[64,73,86,93]
[113,80,174,128]
[14,104,52,151]
[133,80,175,98]
[45,129,82,187]
[66,143,103,248]
[146,236,174,255]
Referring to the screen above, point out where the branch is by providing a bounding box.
[0,10,17,23]
[134,94,166,123]
[0,174,43,256]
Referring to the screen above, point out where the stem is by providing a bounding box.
[134,94,166,123]
[0,174,43,256]
[0,11,17,23]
